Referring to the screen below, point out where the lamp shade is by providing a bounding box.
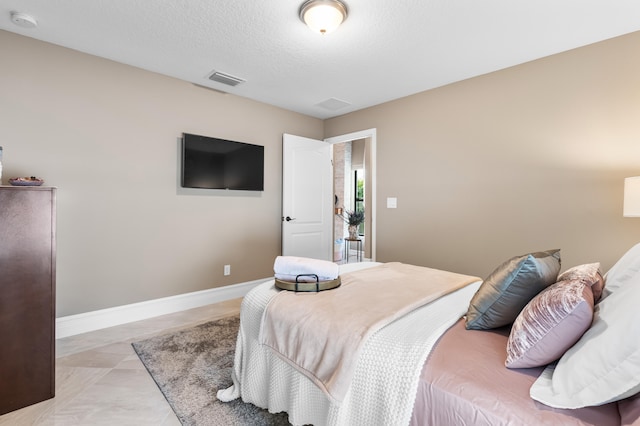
[624,176,640,217]
[299,0,347,34]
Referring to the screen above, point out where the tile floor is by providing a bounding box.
[0,298,242,426]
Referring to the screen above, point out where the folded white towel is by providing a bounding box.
[274,256,339,283]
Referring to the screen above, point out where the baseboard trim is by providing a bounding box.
[56,278,267,339]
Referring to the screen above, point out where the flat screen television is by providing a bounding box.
[181,133,264,191]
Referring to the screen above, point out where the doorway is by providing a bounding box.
[281,129,376,263]
[325,129,377,263]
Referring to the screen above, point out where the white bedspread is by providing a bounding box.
[217,262,482,426]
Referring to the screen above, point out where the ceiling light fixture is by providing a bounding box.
[299,0,347,35]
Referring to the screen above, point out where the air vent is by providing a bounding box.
[208,71,245,87]
[316,98,351,111]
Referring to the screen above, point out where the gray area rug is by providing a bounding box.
[132,315,291,425]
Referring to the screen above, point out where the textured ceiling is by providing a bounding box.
[1,1,640,119]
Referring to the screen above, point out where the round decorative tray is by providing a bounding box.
[8,177,44,186]
[275,277,341,292]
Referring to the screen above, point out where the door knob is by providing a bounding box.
[285,216,296,222]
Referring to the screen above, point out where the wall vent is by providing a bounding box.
[208,70,245,87]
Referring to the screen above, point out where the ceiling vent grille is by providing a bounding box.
[208,71,245,87]
[316,97,351,111]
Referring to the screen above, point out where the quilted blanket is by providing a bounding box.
[260,262,480,403]
[218,262,481,426]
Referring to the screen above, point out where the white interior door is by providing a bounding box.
[282,134,333,260]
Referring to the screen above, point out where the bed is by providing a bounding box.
[218,246,640,425]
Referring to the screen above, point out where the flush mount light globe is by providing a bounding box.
[299,0,348,35]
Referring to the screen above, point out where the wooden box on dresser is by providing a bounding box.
[0,186,56,415]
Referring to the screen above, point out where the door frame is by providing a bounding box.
[325,128,377,262]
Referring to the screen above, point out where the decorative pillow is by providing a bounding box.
[505,279,594,369]
[618,392,640,426]
[530,255,640,408]
[557,262,604,302]
[601,242,640,301]
[465,249,561,330]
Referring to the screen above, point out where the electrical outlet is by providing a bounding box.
[224,264,231,276]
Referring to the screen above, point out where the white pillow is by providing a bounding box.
[602,242,640,300]
[530,246,640,408]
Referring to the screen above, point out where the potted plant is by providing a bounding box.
[341,209,364,239]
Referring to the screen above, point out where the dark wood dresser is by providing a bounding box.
[0,186,56,415]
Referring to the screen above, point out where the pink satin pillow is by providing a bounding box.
[505,278,594,369]
[618,392,640,426]
[557,262,604,302]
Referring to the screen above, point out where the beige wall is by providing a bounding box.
[0,31,323,316]
[325,31,640,278]
[3,29,640,317]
